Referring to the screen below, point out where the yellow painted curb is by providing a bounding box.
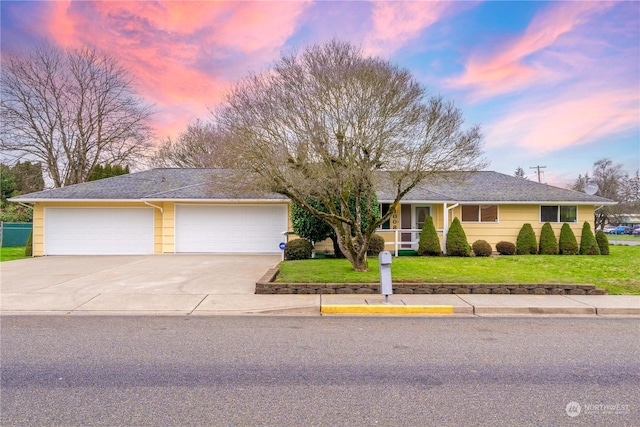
[321,304,454,315]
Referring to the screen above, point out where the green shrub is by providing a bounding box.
[516,223,537,255]
[472,240,492,257]
[417,216,441,256]
[367,234,385,256]
[580,222,600,255]
[559,223,579,255]
[496,241,516,255]
[595,230,610,255]
[538,222,558,255]
[446,217,470,257]
[24,230,33,257]
[284,238,313,260]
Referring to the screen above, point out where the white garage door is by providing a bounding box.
[44,208,154,255]
[175,204,287,253]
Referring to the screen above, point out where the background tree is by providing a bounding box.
[87,164,130,181]
[572,158,630,229]
[151,120,234,168]
[0,162,44,222]
[216,40,486,271]
[1,43,154,187]
[514,166,528,180]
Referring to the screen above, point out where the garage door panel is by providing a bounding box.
[175,205,287,253]
[45,208,154,255]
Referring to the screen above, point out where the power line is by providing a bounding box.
[530,165,547,183]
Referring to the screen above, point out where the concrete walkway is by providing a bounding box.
[1,255,638,316]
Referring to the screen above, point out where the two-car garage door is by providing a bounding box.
[43,205,287,255]
[175,205,287,253]
[44,208,155,255]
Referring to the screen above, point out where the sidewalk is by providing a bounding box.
[1,292,638,316]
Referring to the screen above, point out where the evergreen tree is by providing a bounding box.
[516,223,537,255]
[417,215,441,256]
[559,223,579,255]
[579,222,600,255]
[538,222,558,255]
[595,230,610,255]
[445,217,470,257]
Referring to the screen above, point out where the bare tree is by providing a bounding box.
[152,120,234,168]
[1,44,154,187]
[216,40,486,271]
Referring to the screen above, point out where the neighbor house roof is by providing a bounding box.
[10,168,616,205]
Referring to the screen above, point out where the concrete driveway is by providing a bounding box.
[0,254,291,314]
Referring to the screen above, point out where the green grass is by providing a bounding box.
[606,234,639,242]
[0,247,28,262]
[277,245,640,295]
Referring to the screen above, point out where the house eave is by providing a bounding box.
[377,200,617,205]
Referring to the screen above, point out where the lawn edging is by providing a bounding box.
[255,268,607,295]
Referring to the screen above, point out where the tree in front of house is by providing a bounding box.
[87,164,130,181]
[1,44,154,187]
[215,40,486,271]
[291,192,380,258]
[516,223,537,255]
[445,217,470,257]
[417,215,441,256]
[538,222,558,255]
[579,222,600,255]
[559,223,579,255]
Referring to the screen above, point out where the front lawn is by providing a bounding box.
[0,247,28,262]
[277,245,640,295]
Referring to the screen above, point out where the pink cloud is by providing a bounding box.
[364,1,463,56]
[450,2,613,99]
[485,86,639,155]
[44,1,311,139]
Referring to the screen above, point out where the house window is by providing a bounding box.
[461,205,498,222]
[541,205,577,223]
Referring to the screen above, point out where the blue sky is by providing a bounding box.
[2,1,638,186]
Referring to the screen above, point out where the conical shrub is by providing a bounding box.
[24,230,33,257]
[538,222,558,255]
[418,216,441,256]
[580,222,600,255]
[595,230,610,255]
[446,217,470,257]
[516,223,537,255]
[559,223,579,255]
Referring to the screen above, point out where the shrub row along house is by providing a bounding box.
[10,168,615,256]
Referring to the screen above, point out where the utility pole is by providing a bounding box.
[530,165,547,183]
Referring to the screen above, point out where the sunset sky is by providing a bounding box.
[2,1,638,186]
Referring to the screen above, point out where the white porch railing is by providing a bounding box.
[375,228,445,257]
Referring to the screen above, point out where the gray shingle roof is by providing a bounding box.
[10,168,615,205]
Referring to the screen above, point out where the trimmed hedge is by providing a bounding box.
[472,240,492,257]
[595,230,610,255]
[284,238,314,260]
[559,223,579,255]
[516,223,537,255]
[496,241,516,255]
[580,222,600,255]
[367,234,385,256]
[446,217,470,257]
[539,222,558,255]
[417,215,441,256]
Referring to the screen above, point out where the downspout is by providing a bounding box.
[442,203,459,255]
[144,201,164,253]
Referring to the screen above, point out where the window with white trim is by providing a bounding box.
[540,205,577,223]
[461,205,498,222]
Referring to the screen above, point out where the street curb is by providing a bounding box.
[321,304,455,315]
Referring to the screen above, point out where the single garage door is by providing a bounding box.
[44,208,154,255]
[175,204,287,253]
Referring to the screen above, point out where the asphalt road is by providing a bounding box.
[2,316,638,426]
